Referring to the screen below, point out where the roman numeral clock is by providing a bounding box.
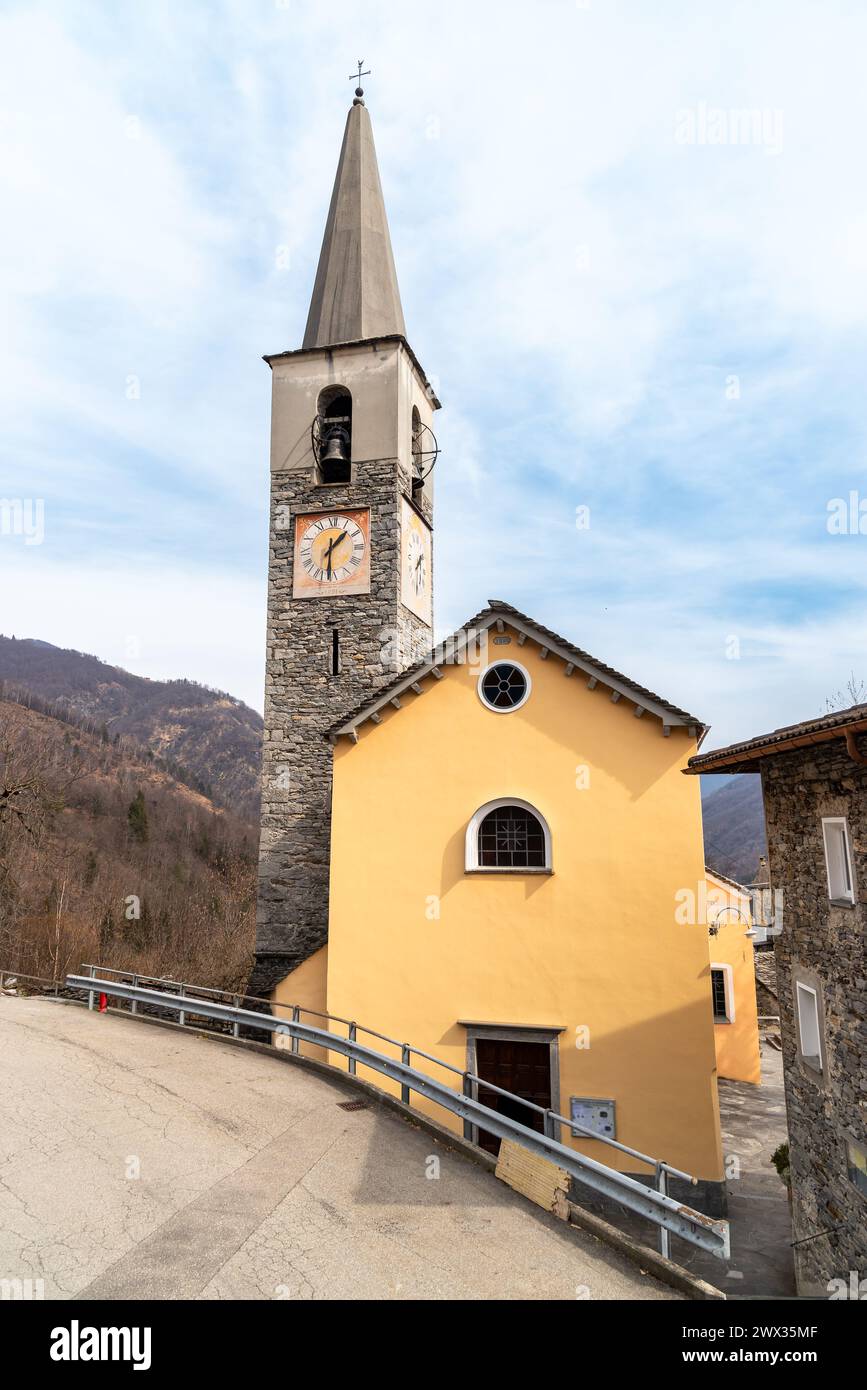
[399,496,432,626]
[292,509,371,596]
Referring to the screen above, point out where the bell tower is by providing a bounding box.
[251,85,440,998]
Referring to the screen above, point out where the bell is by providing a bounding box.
[320,426,349,466]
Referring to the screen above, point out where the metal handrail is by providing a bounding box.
[67,969,729,1259]
[77,965,694,1177]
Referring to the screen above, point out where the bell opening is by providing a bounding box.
[317,388,352,484]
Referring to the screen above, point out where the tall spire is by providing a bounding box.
[302,95,406,350]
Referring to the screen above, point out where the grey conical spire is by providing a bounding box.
[303,99,406,349]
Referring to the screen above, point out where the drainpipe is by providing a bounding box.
[844,728,867,766]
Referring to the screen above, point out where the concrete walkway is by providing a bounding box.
[674,1043,795,1297]
[0,997,680,1301]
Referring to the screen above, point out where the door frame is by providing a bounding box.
[460,1022,563,1146]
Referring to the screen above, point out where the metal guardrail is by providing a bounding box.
[65,967,730,1260]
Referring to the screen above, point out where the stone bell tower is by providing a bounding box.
[251,86,440,998]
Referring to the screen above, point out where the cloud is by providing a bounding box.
[2,0,867,749]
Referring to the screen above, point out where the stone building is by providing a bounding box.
[689,705,867,1295]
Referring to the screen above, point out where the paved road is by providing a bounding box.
[0,997,680,1301]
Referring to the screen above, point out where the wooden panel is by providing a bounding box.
[495,1140,570,1219]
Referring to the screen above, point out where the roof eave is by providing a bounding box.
[263,334,441,409]
[330,607,707,743]
[686,713,867,774]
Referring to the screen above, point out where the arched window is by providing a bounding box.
[465,799,552,872]
[316,386,352,484]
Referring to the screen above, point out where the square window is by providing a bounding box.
[796,981,823,1071]
[822,818,855,904]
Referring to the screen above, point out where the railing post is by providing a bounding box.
[348,1023,357,1074]
[131,975,138,1015]
[87,963,95,1012]
[462,1071,474,1141]
[656,1164,670,1260]
[400,1044,411,1104]
[291,1005,300,1054]
[544,1109,558,1141]
[232,995,240,1038]
[178,984,186,1029]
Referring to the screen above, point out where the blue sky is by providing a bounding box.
[2,0,867,747]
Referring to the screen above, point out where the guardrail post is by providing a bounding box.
[179,984,186,1029]
[291,1005,300,1055]
[348,1023,357,1074]
[656,1165,670,1260]
[232,996,240,1038]
[400,1044,411,1104]
[87,964,96,1012]
[131,975,138,1015]
[462,1072,474,1141]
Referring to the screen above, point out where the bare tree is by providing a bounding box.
[825,672,866,714]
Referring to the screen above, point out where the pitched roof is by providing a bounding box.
[303,100,406,350]
[686,702,867,774]
[705,866,751,895]
[328,599,707,742]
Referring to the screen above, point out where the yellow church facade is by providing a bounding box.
[276,603,733,1191]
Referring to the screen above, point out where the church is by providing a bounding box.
[252,85,759,1207]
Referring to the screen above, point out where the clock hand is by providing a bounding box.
[324,532,348,578]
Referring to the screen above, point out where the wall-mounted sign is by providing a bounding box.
[570,1097,616,1140]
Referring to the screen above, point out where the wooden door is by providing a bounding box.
[474,1038,552,1156]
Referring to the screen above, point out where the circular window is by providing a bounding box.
[478,661,531,713]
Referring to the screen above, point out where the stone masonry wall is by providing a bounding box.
[252,455,432,998]
[760,736,867,1294]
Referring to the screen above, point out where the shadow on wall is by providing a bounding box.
[334,988,723,1192]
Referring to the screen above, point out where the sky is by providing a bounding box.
[2,0,867,747]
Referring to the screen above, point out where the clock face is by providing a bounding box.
[407,529,426,596]
[292,509,371,597]
[400,497,432,625]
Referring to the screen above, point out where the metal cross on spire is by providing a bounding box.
[349,59,370,104]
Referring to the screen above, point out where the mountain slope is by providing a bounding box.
[701,773,768,883]
[0,698,255,987]
[0,637,262,821]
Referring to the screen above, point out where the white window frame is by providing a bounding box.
[821,817,855,904]
[795,981,823,1072]
[465,798,552,873]
[477,660,532,714]
[710,963,735,1024]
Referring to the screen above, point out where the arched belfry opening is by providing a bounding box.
[315,386,352,484]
